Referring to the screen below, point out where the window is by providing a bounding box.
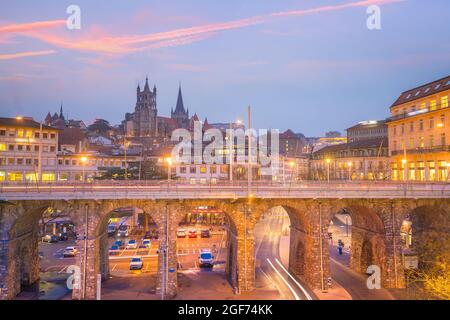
[8,144,14,151]
[25,159,32,165]
[419,136,425,148]
[26,145,31,151]
[50,133,56,139]
[430,100,437,111]
[430,135,434,147]
[34,145,39,152]
[200,166,207,174]
[410,122,414,132]
[393,126,397,135]
[190,167,196,174]
[419,119,424,130]
[210,166,217,174]
[401,123,405,134]
[441,133,446,146]
[420,102,426,110]
[8,158,14,165]
[25,131,32,138]
[0,143,6,151]
[0,130,5,136]
[17,129,24,138]
[50,146,56,152]
[430,118,434,129]
[180,166,186,174]
[409,137,414,148]
[16,158,23,165]
[17,145,23,151]
[43,133,48,139]
[441,96,448,108]
[34,132,40,138]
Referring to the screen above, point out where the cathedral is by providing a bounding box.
[123,77,190,138]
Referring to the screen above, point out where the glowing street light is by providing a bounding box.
[402,158,408,182]
[325,158,331,183]
[166,157,173,184]
[80,156,88,182]
[348,161,352,181]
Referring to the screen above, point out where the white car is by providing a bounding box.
[142,239,151,248]
[177,229,187,238]
[129,256,143,270]
[63,246,78,258]
[126,239,138,249]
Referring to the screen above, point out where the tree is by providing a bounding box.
[88,119,112,134]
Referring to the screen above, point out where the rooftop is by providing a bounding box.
[0,117,57,130]
[391,75,450,108]
[313,137,388,155]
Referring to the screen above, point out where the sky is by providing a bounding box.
[0,0,449,136]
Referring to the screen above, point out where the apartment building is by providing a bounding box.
[387,76,450,181]
[0,117,59,182]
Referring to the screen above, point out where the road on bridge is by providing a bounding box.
[254,214,314,300]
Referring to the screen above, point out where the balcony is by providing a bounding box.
[387,103,449,122]
[391,145,450,156]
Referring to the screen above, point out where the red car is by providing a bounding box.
[188,229,197,238]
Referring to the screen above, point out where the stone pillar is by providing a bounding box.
[233,230,255,293]
[72,204,101,300]
[99,232,110,281]
[156,205,179,299]
[0,240,15,300]
[144,212,149,232]
[19,230,40,287]
[383,202,405,289]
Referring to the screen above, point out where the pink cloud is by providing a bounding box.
[0,49,57,60]
[0,0,403,57]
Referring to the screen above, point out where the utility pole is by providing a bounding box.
[247,106,252,195]
[82,204,88,300]
[229,122,233,182]
[38,122,43,183]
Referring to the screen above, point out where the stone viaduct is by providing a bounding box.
[0,182,449,300]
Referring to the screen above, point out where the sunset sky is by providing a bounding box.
[0,0,449,136]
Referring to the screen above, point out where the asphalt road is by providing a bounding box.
[255,214,315,300]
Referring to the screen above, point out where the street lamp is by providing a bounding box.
[123,137,131,180]
[401,158,407,182]
[166,157,173,185]
[80,156,88,182]
[347,161,352,181]
[325,158,331,183]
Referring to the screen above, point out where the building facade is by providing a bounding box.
[346,120,387,143]
[387,76,450,181]
[310,138,390,181]
[0,117,59,182]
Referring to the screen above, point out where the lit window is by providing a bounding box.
[430,100,437,110]
[0,143,6,151]
[441,96,448,108]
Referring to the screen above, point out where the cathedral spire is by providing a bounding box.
[175,82,185,113]
[59,103,64,119]
[144,76,150,91]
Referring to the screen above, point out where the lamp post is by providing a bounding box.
[166,157,173,185]
[123,137,130,180]
[402,158,407,182]
[325,158,331,183]
[348,161,352,181]
[80,156,88,183]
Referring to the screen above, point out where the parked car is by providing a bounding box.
[58,232,69,241]
[109,245,119,255]
[114,240,125,250]
[129,256,143,270]
[177,229,187,238]
[188,229,197,238]
[42,234,59,243]
[63,246,78,258]
[142,239,151,248]
[126,239,138,250]
[200,229,210,238]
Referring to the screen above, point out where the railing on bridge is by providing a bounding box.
[1,179,449,200]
